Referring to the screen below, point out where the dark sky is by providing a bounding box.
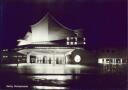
[0,0,127,49]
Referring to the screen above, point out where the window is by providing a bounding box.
[70,42,74,45]
[98,58,103,63]
[67,42,69,45]
[74,42,77,45]
[67,37,70,41]
[3,56,8,58]
[83,42,86,44]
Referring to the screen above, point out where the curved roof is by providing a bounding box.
[30,13,76,42]
[18,13,80,46]
[31,13,73,31]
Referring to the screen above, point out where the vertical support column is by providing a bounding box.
[52,54,55,65]
[65,54,67,64]
[54,54,56,64]
[120,58,122,64]
[112,58,114,64]
[62,55,64,64]
[35,56,37,63]
[47,55,49,64]
[64,54,66,64]
[46,56,48,64]
[104,58,106,64]
[27,53,30,64]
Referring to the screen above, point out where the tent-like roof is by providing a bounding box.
[18,13,77,46]
[31,13,76,42]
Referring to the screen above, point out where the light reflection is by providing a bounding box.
[99,64,127,73]
[16,64,87,74]
[30,75,72,81]
[33,86,67,90]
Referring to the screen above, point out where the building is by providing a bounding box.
[97,48,128,64]
[1,13,96,65]
[0,13,127,65]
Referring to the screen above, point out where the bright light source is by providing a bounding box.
[67,42,69,45]
[83,42,86,44]
[74,42,77,45]
[98,58,103,63]
[74,55,81,63]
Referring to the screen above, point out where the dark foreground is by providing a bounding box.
[0,64,127,90]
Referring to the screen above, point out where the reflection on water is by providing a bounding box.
[1,64,97,74]
[99,64,127,74]
[29,75,72,81]
[0,63,127,89]
[17,64,88,74]
[33,86,67,90]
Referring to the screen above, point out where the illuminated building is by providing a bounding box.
[97,48,128,64]
[0,13,90,65]
[0,13,127,65]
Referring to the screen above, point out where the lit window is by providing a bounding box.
[83,42,86,44]
[98,58,103,63]
[83,37,86,41]
[70,42,73,45]
[3,49,7,51]
[74,42,77,45]
[74,55,81,63]
[3,56,8,58]
[67,42,69,45]
[67,37,70,41]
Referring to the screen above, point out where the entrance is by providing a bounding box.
[34,54,67,64]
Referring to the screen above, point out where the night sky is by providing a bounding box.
[0,0,127,49]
